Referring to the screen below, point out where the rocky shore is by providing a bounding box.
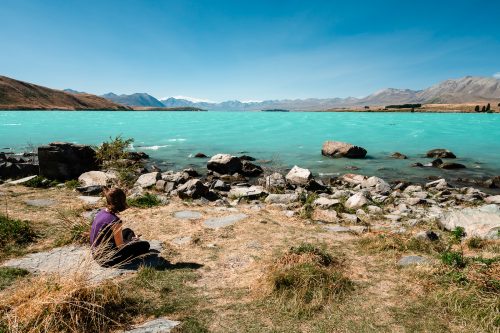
[1,140,499,240]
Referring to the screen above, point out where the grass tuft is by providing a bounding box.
[263,243,353,315]
[127,193,162,208]
[0,267,30,291]
[0,214,37,259]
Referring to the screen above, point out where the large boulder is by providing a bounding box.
[207,154,243,175]
[426,149,456,159]
[285,166,312,185]
[78,171,116,187]
[177,179,209,199]
[38,142,98,181]
[438,205,500,239]
[321,141,367,159]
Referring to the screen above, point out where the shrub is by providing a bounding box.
[95,136,134,166]
[264,244,353,315]
[441,250,467,268]
[64,179,80,189]
[451,226,466,242]
[299,193,318,219]
[127,193,162,208]
[23,176,58,189]
[475,105,480,112]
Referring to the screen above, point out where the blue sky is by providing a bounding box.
[1,0,499,101]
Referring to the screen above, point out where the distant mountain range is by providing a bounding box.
[0,76,129,110]
[99,76,500,111]
[101,92,164,107]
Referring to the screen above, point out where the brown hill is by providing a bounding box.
[0,75,130,110]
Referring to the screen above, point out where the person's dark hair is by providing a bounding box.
[103,187,127,213]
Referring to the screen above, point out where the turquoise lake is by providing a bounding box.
[1,111,499,183]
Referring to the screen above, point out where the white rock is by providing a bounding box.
[367,205,383,214]
[285,166,312,185]
[229,186,266,199]
[344,192,369,210]
[485,195,500,204]
[438,205,500,239]
[341,213,358,223]
[404,185,423,193]
[135,172,161,188]
[313,197,340,209]
[78,171,116,187]
[340,173,367,185]
[426,179,448,190]
[7,175,37,185]
[362,176,391,194]
[265,193,298,204]
[312,209,338,223]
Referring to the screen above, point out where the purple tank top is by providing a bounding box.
[90,210,119,248]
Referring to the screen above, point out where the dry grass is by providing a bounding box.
[260,243,353,315]
[0,272,136,333]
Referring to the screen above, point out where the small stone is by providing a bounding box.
[341,213,358,223]
[77,196,102,205]
[123,318,180,333]
[367,205,382,214]
[155,179,166,191]
[485,195,500,204]
[285,166,312,185]
[312,209,338,223]
[204,214,248,229]
[313,197,340,209]
[344,192,369,210]
[174,210,202,220]
[265,193,299,204]
[391,152,407,159]
[171,236,192,246]
[25,199,55,207]
[398,255,430,266]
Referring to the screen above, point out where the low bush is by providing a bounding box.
[299,193,317,219]
[64,179,80,190]
[23,176,58,189]
[127,193,162,208]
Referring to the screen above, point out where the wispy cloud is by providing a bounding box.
[494,72,500,79]
[160,95,217,103]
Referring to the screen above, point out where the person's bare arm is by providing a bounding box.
[111,222,124,248]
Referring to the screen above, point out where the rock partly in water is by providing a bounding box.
[241,160,263,177]
[207,154,242,175]
[38,142,98,181]
[194,152,208,158]
[285,166,312,186]
[439,162,466,170]
[391,152,408,159]
[426,149,456,159]
[321,141,367,158]
[438,205,500,239]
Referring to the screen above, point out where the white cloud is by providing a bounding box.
[241,100,263,103]
[494,72,500,79]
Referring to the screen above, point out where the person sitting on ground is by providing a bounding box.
[90,187,150,267]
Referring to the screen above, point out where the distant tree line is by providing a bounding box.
[385,104,422,109]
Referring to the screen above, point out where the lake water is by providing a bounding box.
[1,111,499,183]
